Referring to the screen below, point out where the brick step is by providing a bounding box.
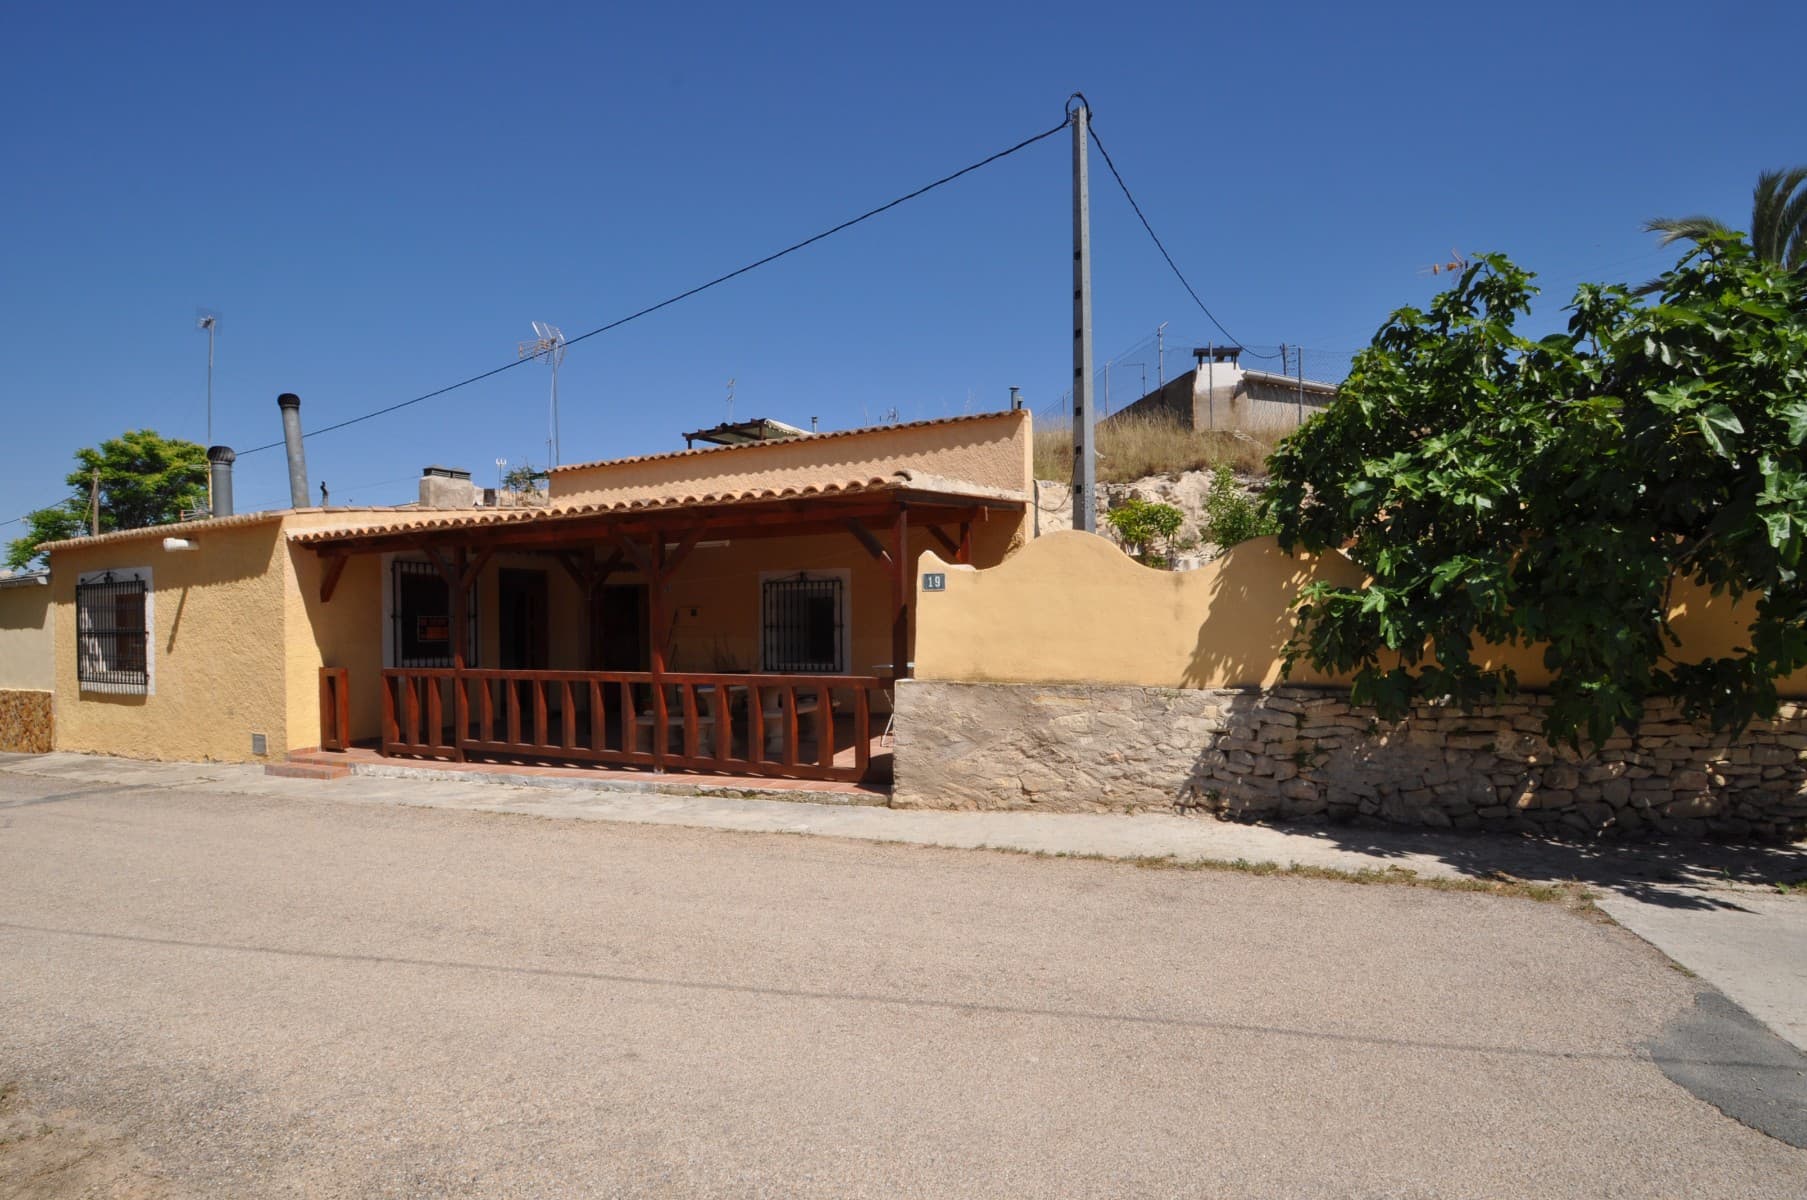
[265,761,352,781]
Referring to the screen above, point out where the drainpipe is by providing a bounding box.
[207,446,236,517]
[277,393,309,508]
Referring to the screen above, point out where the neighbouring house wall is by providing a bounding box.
[0,581,53,691]
[51,521,291,763]
[892,681,1807,842]
[548,410,1033,511]
[0,580,54,753]
[1108,368,1334,436]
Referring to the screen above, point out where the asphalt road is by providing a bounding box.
[1,773,1802,1198]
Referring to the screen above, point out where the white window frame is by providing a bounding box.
[757,568,851,674]
[75,566,154,696]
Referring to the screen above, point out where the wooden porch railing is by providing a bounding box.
[378,668,885,782]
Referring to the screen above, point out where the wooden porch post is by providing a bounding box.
[647,537,667,772]
[448,545,470,761]
[892,502,911,681]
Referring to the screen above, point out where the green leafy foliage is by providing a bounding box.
[6,430,207,569]
[1104,497,1184,565]
[1202,466,1279,550]
[500,462,550,494]
[1263,238,1807,747]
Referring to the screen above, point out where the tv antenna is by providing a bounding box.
[726,378,736,423]
[517,321,567,466]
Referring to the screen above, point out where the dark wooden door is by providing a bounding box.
[591,584,648,671]
[498,569,550,670]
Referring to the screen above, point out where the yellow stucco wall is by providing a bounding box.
[914,531,1363,688]
[658,515,1018,678]
[549,411,1032,506]
[913,530,1807,696]
[0,581,54,692]
[51,520,292,762]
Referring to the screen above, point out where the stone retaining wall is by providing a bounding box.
[892,680,1807,842]
[0,689,52,754]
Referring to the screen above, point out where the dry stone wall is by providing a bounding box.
[892,680,1807,842]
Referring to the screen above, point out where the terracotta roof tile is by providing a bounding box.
[287,476,919,544]
[546,410,1023,475]
[37,507,441,554]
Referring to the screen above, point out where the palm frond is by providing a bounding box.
[1642,215,1736,247]
[1752,167,1807,263]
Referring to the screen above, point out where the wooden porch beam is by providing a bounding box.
[617,535,654,575]
[418,542,457,586]
[926,526,960,560]
[661,526,705,579]
[843,519,894,571]
[553,549,593,593]
[459,546,494,591]
[318,554,348,604]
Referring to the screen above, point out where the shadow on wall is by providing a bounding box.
[1183,541,1364,690]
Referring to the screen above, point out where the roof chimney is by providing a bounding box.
[207,445,236,517]
[277,393,309,509]
[419,465,477,509]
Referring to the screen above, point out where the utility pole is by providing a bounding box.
[1070,96,1096,534]
[1297,348,1306,424]
[89,469,100,537]
[1156,322,1167,387]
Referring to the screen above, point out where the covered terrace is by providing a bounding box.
[293,472,1024,785]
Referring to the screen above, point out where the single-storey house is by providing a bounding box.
[40,408,1032,785]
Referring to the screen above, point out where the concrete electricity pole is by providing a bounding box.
[1070,96,1096,534]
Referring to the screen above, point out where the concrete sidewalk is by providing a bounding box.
[4,748,1804,1050]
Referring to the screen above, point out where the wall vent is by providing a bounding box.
[251,733,268,756]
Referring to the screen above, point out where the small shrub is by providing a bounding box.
[1202,466,1277,550]
[1105,498,1184,563]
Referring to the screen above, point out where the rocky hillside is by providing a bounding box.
[1030,467,1259,567]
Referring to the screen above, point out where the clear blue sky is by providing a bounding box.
[1,0,1798,524]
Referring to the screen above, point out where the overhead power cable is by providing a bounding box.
[1085,121,1279,358]
[234,114,1075,457]
[4,113,1073,529]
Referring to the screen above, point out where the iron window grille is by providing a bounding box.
[76,573,149,692]
[762,574,844,673]
[390,559,479,668]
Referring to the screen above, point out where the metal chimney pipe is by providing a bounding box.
[206,446,236,517]
[277,393,309,508]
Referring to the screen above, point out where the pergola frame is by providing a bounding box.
[300,483,1020,691]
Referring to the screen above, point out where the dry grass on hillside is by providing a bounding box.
[1032,413,1281,483]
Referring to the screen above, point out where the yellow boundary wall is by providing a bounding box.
[913,530,1807,696]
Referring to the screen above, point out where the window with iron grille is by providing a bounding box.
[76,572,150,693]
[761,574,845,673]
[389,558,479,668]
